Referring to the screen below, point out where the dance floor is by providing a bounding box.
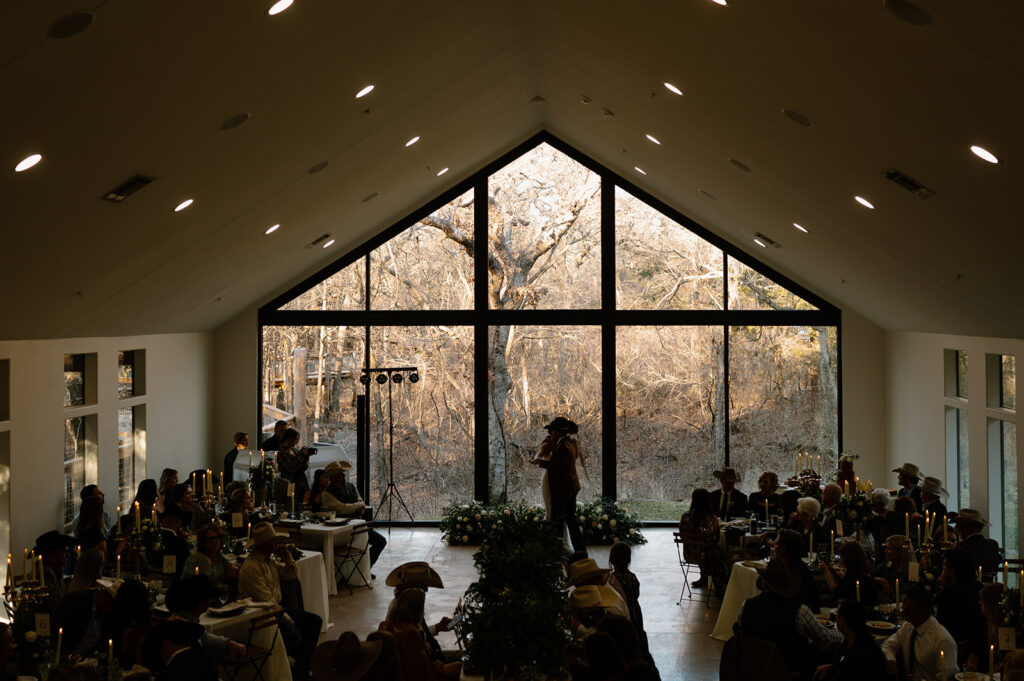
[321,527,725,680]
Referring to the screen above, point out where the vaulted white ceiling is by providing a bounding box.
[2,0,1021,340]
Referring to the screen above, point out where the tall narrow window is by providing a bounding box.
[64,416,93,531]
[987,353,1016,556]
[944,349,969,509]
[118,407,135,508]
[64,354,86,407]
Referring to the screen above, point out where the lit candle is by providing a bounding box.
[207,469,212,494]
[195,565,200,576]
[135,501,141,528]
[978,565,983,581]
[1005,562,1010,585]
[22,549,27,584]
[905,513,910,537]
[249,450,253,467]
[895,578,899,604]
[5,554,11,588]
[290,490,295,515]
[260,450,265,466]
[37,556,43,586]
[830,530,835,557]
[219,479,223,501]
[940,649,944,670]
[108,638,114,668]
[844,481,849,500]
[991,643,996,674]
[56,627,63,662]
[916,525,921,546]
[192,472,197,492]
[943,515,948,543]
[117,505,122,537]
[152,507,157,526]
[76,545,80,559]
[765,499,769,523]
[116,554,121,579]
[856,579,861,602]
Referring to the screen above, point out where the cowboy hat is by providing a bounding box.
[543,416,578,433]
[33,531,75,555]
[951,508,991,526]
[324,461,351,477]
[713,467,741,483]
[311,631,383,681]
[920,476,948,499]
[761,560,801,599]
[569,585,622,612]
[568,558,611,586]
[385,561,444,589]
[245,521,292,548]
[891,462,922,480]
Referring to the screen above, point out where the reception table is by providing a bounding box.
[295,549,331,631]
[710,559,765,641]
[201,603,291,681]
[278,519,370,595]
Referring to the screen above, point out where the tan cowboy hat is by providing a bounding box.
[713,467,741,483]
[245,521,292,548]
[951,508,991,526]
[892,462,922,480]
[920,476,948,499]
[324,461,351,476]
[311,631,383,681]
[568,558,611,586]
[569,585,622,612]
[761,560,801,599]
[385,561,444,589]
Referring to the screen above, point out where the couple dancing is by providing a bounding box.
[530,416,586,555]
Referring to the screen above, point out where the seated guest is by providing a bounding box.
[952,509,1002,574]
[863,488,891,551]
[709,467,747,520]
[182,524,237,585]
[306,469,328,513]
[747,472,782,520]
[936,549,983,661]
[146,619,219,681]
[111,580,153,669]
[819,484,842,537]
[883,496,918,542]
[222,487,255,539]
[570,558,629,618]
[737,560,843,676]
[311,631,398,681]
[238,522,322,679]
[322,461,387,568]
[386,561,458,672]
[166,576,245,660]
[71,485,113,537]
[156,468,178,513]
[812,600,888,681]
[872,534,912,595]
[821,541,880,607]
[379,588,444,681]
[918,477,949,533]
[35,530,74,599]
[573,632,626,681]
[0,623,15,681]
[569,585,629,637]
[156,507,191,578]
[597,615,652,669]
[891,462,924,509]
[67,548,103,593]
[678,488,726,592]
[963,583,1006,675]
[882,587,958,681]
[787,497,822,550]
[74,496,108,557]
[779,489,801,519]
[774,528,820,613]
[609,542,647,651]
[223,431,248,484]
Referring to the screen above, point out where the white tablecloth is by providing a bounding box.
[290,520,370,594]
[201,606,291,681]
[711,560,764,641]
[295,550,331,632]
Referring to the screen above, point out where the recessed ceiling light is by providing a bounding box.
[267,0,293,15]
[645,134,661,145]
[729,158,751,172]
[710,0,728,5]
[356,85,374,99]
[854,195,874,209]
[698,188,717,200]
[634,167,647,175]
[322,239,335,249]
[793,222,809,233]
[663,82,683,96]
[782,108,813,128]
[265,224,280,235]
[970,145,999,164]
[436,168,449,176]
[14,153,42,172]
[405,136,420,147]
[174,199,194,212]
[754,238,767,248]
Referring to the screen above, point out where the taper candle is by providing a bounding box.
[830,530,835,557]
[116,554,121,579]
[895,578,899,604]
[134,501,141,528]
[765,499,769,523]
[37,556,43,586]
[905,513,910,537]
[856,579,861,602]
[108,638,114,668]
[991,643,996,674]
[56,627,63,662]
[809,531,813,555]
[6,554,11,588]
[978,565,983,581]
[943,515,948,543]
[1005,562,1010,585]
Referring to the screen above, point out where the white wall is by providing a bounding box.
[212,308,259,459]
[887,331,1021,544]
[841,309,888,488]
[0,333,212,571]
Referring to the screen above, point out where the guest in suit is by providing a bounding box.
[534,416,586,555]
[819,483,842,537]
[936,549,983,665]
[709,467,747,520]
[864,488,891,550]
[774,528,821,613]
[747,472,782,520]
[918,476,949,536]
[952,508,1002,574]
[891,462,923,510]
[881,587,958,681]
[260,419,288,452]
[222,432,248,484]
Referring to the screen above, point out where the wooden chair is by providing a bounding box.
[674,531,716,607]
[719,631,791,681]
[334,522,374,595]
[219,606,285,681]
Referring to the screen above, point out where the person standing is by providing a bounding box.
[223,432,248,484]
[276,428,313,506]
[261,420,288,452]
[533,417,585,555]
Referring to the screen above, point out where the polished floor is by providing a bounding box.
[317,527,725,680]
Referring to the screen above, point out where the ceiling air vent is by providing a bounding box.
[754,232,782,248]
[305,234,332,249]
[102,174,153,202]
[884,168,934,199]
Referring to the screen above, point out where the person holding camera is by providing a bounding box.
[276,428,316,505]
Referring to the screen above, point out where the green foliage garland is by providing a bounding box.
[459,505,571,679]
[440,498,646,546]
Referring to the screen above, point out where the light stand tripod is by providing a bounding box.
[361,366,419,530]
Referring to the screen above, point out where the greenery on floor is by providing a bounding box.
[439,497,646,546]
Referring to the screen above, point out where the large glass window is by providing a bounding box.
[259,136,840,520]
[998,420,1017,557]
[64,354,86,407]
[118,407,135,508]
[64,416,90,531]
[946,407,970,509]
[616,326,723,520]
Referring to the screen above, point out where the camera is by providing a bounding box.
[303,447,318,456]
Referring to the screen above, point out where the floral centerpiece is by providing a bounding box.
[248,459,277,507]
[833,489,872,534]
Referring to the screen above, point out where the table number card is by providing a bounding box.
[34,613,50,636]
[998,627,1016,651]
[908,562,920,581]
[163,555,177,575]
[835,520,843,536]
[288,482,296,496]
[232,513,244,528]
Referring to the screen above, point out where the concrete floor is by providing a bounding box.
[316,527,725,680]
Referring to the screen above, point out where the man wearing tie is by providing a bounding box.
[709,467,747,520]
[881,588,957,681]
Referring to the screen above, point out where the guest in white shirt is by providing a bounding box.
[881,588,958,681]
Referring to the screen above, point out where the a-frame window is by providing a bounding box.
[260,133,840,522]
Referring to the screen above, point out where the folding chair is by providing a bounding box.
[674,531,715,607]
[334,522,374,595]
[219,606,284,681]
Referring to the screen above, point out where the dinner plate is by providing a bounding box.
[207,604,246,618]
[875,603,897,614]
[816,618,835,629]
[867,620,899,632]
[954,673,990,681]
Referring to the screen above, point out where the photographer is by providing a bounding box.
[276,428,316,505]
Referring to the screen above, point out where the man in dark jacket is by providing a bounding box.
[709,467,748,520]
[952,508,1002,574]
[533,417,585,555]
